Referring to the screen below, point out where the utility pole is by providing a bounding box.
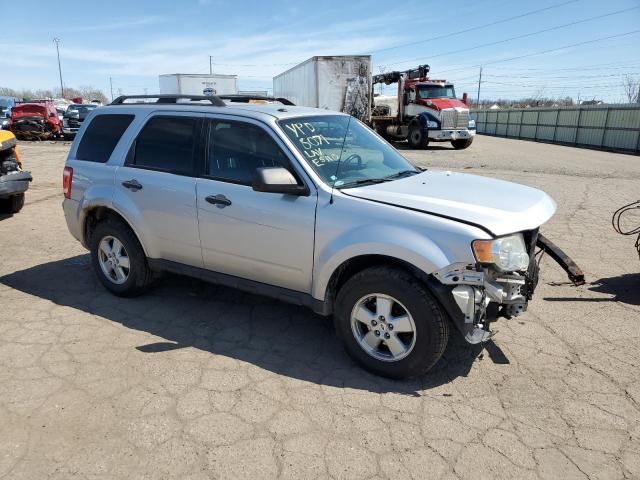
[109,77,114,101]
[209,56,213,75]
[476,66,482,109]
[53,38,64,97]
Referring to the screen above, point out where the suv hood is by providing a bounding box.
[344,170,556,236]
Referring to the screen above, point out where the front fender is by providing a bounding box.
[415,111,440,131]
[312,225,453,301]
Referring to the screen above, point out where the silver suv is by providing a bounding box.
[63,95,561,379]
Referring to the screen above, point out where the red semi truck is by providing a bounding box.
[370,65,475,149]
[274,58,474,149]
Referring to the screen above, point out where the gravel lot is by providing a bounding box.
[1,136,639,479]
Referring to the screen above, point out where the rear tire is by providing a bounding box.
[0,193,24,214]
[407,125,429,149]
[451,138,474,149]
[89,219,153,297]
[334,266,449,379]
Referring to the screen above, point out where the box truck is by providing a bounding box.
[273,56,371,121]
[159,74,239,96]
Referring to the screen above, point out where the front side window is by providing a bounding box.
[418,85,456,99]
[76,114,134,163]
[279,115,418,189]
[130,116,198,174]
[206,120,290,185]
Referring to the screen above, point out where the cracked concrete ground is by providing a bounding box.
[1,136,639,479]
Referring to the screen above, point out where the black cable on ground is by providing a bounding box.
[612,200,640,259]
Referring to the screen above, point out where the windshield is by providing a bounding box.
[279,115,418,189]
[67,105,97,113]
[418,85,456,99]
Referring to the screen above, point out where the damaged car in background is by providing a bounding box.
[0,130,31,213]
[62,103,98,139]
[10,100,62,140]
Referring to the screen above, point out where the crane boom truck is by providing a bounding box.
[370,65,475,149]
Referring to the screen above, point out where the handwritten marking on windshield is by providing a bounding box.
[285,122,338,166]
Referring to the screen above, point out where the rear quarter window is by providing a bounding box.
[76,114,134,163]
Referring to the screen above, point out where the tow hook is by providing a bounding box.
[536,234,585,286]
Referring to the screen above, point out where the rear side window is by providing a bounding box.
[129,116,198,175]
[76,114,134,162]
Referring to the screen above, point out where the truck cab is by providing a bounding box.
[371,65,475,150]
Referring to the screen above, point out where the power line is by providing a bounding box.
[205,1,584,68]
[483,72,640,79]
[386,6,639,67]
[433,30,640,75]
[367,0,581,54]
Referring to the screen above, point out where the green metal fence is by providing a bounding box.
[474,104,640,154]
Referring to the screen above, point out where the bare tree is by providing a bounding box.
[623,75,640,104]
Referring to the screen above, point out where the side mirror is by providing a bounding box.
[252,167,309,196]
[403,92,409,105]
[462,92,468,105]
[49,112,57,117]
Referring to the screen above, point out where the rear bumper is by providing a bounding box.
[0,171,31,198]
[63,198,83,244]
[428,129,476,141]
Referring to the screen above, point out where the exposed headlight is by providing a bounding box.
[472,234,529,272]
[1,119,8,127]
[427,120,438,128]
[468,119,476,128]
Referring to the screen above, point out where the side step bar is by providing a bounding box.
[537,234,585,286]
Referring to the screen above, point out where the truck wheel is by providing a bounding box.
[451,138,474,149]
[89,219,153,297]
[407,125,429,148]
[334,266,449,379]
[0,193,25,214]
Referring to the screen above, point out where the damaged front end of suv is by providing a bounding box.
[434,229,584,344]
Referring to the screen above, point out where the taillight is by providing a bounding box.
[63,166,73,199]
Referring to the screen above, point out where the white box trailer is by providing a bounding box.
[159,74,239,96]
[273,56,371,121]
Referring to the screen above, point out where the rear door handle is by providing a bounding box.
[205,194,232,207]
[122,179,143,191]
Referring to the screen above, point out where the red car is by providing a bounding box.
[10,101,62,140]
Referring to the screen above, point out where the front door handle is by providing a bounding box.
[122,179,143,191]
[205,194,232,207]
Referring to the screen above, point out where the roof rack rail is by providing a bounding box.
[218,94,295,106]
[110,94,226,107]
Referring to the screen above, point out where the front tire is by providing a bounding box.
[89,219,153,297]
[0,193,25,214]
[451,138,474,149]
[407,125,429,149]
[334,267,449,379]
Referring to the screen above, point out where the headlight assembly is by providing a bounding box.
[472,234,530,272]
[426,120,438,128]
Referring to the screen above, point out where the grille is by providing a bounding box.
[440,109,468,129]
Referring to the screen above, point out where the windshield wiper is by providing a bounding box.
[383,170,420,180]
[336,178,389,189]
[337,170,419,189]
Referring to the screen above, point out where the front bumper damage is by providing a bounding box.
[432,235,584,344]
[0,170,32,198]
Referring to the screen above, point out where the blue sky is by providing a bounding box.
[1,0,639,102]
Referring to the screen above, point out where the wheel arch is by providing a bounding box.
[82,205,149,257]
[320,254,437,315]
